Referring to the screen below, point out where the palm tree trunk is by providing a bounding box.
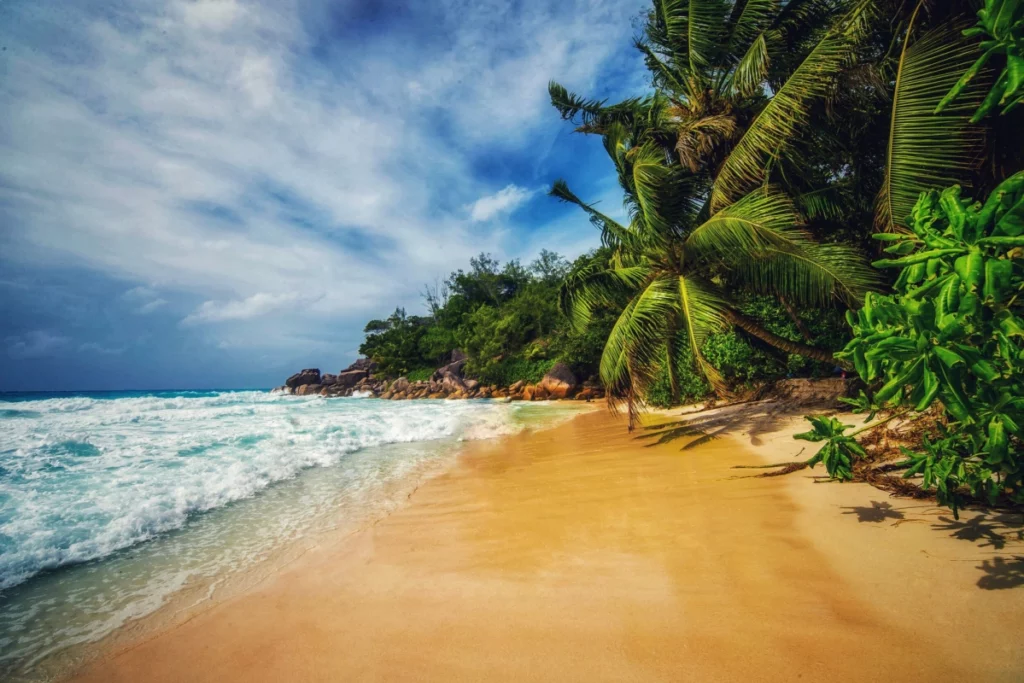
[725,310,837,364]
[665,325,680,405]
[779,296,813,342]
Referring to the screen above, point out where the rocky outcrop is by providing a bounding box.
[346,358,378,373]
[276,357,602,402]
[295,383,322,396]
[286,368,320,389]
[538,362,578,399]
[336,369,369,387]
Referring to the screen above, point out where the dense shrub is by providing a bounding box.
[405,367,434,382]
[799,174,1024,514]
[475,358,555,387]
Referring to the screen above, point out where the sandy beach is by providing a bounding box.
[69,406,1024,683]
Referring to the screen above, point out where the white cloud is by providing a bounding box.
[469,185,536,222]
[0,0,646,351]
[137,299,168,314]
[6,331,69,359]
[122,286,167,314]
[183,291,309,324]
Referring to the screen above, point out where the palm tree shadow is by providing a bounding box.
[841,501,905,523]
[636,400,808,451]
[976,556,1024,590]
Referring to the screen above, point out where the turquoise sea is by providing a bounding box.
[0,390,577,681]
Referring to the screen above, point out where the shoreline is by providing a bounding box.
[66,405,1024,682]
[4,399,592,683]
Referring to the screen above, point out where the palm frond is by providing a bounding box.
[727,0,779,56]
[875,15,989,232]
[711,17,858,210]
[559,257,651,332]
[635,39,687,93]
[687,0,731,69]
[548,82,651,135]
[729,242,881,306]
[795,184,848,220]
[549,179,635,249]
[686,186,807,257]
[600,277,679,398]
[677,274,730,393]
[686,187,878,305]
[730,31,771,96]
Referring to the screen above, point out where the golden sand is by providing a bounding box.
[70,407,1024,682]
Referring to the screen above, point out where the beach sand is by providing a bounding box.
[69,406,1024,682]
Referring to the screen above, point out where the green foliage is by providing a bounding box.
[475,358,555,388]
[937,0,1024,122]
[359,251,596,385]
[358,308,432,377]
[405,367,434,383]
[801,175,1024,513]
[794,416,866,481]
[875,6,989,232]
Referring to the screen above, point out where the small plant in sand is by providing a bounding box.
[791,173,1024,515]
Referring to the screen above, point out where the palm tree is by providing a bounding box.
[552,121,878,428]
[551,0,876,216]
[550,0,991,421]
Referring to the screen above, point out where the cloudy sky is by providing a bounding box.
[0,0,649,391]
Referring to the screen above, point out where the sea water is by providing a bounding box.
[0,390,579,680]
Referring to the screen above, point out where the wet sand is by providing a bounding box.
[70,407,1024,682]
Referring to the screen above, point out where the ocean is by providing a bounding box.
[0,390,579,680]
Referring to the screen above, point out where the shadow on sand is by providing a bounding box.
[931,512,1024,590]
[841,500,905,523]
[635,399,812,450]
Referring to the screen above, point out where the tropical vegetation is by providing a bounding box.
[356,0,1024,508]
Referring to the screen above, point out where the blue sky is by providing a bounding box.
[0,0,650,391]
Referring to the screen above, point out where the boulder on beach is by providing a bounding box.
[538,363,577,399]
[286,368,320,389]
[320,373,338,386]
[336,369,369,387]
[295,383,322,396]
[433,359,466,381]
[345,358,377,372]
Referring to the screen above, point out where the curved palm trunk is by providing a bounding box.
[779,295,813,342]
[725,310,837,364]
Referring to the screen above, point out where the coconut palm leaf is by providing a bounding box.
[559,259,651,331]
[646,0,730,72]
[730,32,772,96]
[727,0,779,56]
[549,179,636,250]
[711,21,857,210]
[874,14,989,232]
[686,186,808,256]
[729,242,880,306]
[676,274,730,393]
[548,82,652,135]
[635,40,688,93]
[600,277,679,395]
[685,187,878,304]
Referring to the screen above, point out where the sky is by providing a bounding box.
[0,0,650,391]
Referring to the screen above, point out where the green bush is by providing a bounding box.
[799,174,1024,515]
[475,357,555,387]
[405,367,434,382]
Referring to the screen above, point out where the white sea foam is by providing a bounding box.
[0,392,543,591]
